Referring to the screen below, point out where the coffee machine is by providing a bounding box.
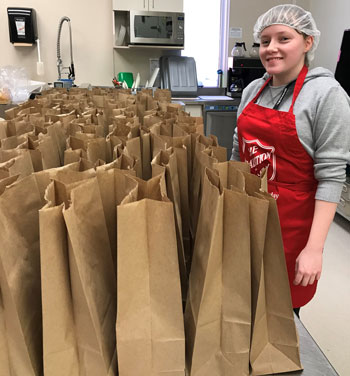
[227,57,265,97]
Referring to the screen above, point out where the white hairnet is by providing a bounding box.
[253,4,321,63]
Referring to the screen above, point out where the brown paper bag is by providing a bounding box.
[185,168,251,375]
[141,127,152,180]
[37,133,61,169]
[0,174,19,194]
[63,177,117,375]
[174,145,191,274]
[0,120,8,139]
[64,148,87,164]
[213,160,251,191]
[150,132,168,158]
[0,134,27,150]
[0,174,44,375]
[124,136,142,178]
[39,181,79,376]
[151,149,188,303]
[47,121,67,165]
[0,287,11,375]
[33,159,95,201]
[117,174,185,376]
[0,149,33,179]
[250,191,302,375]
[114,153,137,173]
[86,137,112,164]
[95,168,138,274]
[190,143,222,240]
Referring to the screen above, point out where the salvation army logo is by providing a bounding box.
[242,137,276,181]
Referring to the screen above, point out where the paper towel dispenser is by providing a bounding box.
[7,7,37,45]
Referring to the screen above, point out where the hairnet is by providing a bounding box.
[253,4,321,63]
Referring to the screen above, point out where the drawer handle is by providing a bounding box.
[342,184,348,193]
[339,198,346,207]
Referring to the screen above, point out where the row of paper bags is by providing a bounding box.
[0,88,302,375]
[0,163,303,375]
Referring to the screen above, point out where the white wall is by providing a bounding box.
[0,0,114,86]
[310,0,350,72]
[112,48,175,87]
[1,0,348,86]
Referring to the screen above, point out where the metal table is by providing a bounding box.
[0,103,16,119]
[278,315,338,375]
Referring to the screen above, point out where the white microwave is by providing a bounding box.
[129,10,184,46]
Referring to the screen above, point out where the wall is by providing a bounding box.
[0,0,114,86]
[310,0,350,72]
[112,48,178,87]
[228,0,311,59]
[1,1,348,86]
[0,0,179,87]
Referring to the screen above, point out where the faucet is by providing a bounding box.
[56,16,75,81]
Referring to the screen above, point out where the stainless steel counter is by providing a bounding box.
[172,95,237,106]
[184,315,338,376]
[0,103,17,119]
[277,315,338,375]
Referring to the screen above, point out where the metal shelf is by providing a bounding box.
[113,45,183,50]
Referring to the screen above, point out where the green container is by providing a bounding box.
[117,72,134,88]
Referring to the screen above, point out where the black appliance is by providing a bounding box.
[7,7,37,45]
[334,29,350,178]
[227,57,265,97]
[335,29,350,96]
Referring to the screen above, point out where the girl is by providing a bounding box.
[231,4,350,316]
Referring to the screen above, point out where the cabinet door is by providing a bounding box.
[113,0,147,11]
[184,104,203,118]
[150,0,183,12]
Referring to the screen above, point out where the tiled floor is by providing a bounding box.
[301,213,350,376]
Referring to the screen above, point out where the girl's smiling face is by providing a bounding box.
[259,24,313,86]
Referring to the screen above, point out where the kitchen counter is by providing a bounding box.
[274,315,338,376]
[172,95,239,106]
[184,315,338,376]
[171,86,240,105]
[0,103,17,119]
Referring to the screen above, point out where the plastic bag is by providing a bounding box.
[0,66,30,104]
[0,87,11,104]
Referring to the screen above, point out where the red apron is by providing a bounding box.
[238,65,318,307]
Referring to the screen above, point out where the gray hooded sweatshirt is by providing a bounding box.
[231,67,350,203]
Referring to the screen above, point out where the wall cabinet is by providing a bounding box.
[113,0,183,12]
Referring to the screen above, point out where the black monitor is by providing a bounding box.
[335,29,350,96]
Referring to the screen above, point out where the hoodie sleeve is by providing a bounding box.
[312,85,350,202]
[230,100,245,161]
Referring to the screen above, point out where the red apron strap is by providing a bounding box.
[289,65,308,113]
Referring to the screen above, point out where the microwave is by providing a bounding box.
[129,10,184,46]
